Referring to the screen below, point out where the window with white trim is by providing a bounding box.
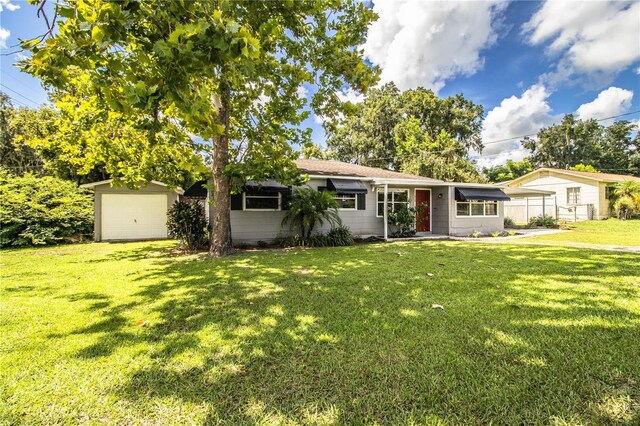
[567,187,580,205]
[335,193,357,210]
[456,201,498,217]
[377,189,409,217]
[243,191,281,210]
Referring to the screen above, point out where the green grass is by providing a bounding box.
[1,241,639,425]
[526,218,640,247]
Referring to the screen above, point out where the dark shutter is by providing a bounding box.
[357,193,366,210]
[231,193,243,210]
[281,190,291,210]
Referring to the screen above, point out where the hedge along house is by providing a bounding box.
[189,159,511,243]
[81,180,184,241]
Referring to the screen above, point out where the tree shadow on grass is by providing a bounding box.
[62,242,640,424]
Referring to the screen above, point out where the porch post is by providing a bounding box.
[542,195,546,217]
[383,183,389,241]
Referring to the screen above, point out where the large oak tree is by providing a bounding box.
[522,115,640,176]
[23,0,378,256]
[325,83,485,182]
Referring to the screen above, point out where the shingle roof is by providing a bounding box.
[294,159,443,182]
[541,168,640,183]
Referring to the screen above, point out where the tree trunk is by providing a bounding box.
[210,90,234,257]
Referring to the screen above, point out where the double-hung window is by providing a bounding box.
[377,189,409,217]
[456,201,498,217]
[335,193,357,210]
[567,187,580,205]
[243,190,281,210]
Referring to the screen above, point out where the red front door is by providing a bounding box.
[415,190,431,232]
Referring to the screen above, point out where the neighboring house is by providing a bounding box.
[505,168,640,221]
[80,180,183,241]
[194,159,511,243]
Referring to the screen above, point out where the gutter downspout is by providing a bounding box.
[383,184,389,241]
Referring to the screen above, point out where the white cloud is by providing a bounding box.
[480,84,557,156]
[475,146,531,169]
[477,85,637,167]
[0,0,20,12]
[0,27,9,49]
[362,0,507,92]
[314,114,327,125]
[296,85,308,100]
[336,87,364,104]
[523,1,640,82]
[636,66,640,75]
[576,87,633,121]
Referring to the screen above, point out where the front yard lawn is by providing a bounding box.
[1,241,639,425]
[526,218,640,247]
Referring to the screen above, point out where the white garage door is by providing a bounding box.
[101,194,168,240]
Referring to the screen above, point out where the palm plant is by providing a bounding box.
[610,181,640,219]
[281,187,341,244]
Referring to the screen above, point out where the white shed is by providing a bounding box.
[81,180,183,241]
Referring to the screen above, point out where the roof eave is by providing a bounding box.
[79,179,184,194]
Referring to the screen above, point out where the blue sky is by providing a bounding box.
[1,0,639,167]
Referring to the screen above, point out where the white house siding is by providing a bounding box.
[447,187,505,236]
[509,171,605,220]
[228,178,385,243]
[224,179,467,243]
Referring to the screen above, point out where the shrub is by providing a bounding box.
[609,181,640,219]
[324,225,354,246]
[257,240,268,248]
[504,217,516,227]
[275,234,303,248]
[387,202,427,238]
[281,187,341,245]
[236,242,249,250]
[277,226,353,248]
[166,200,209,250]
[0,171,93,247]
[468,229,482,238]
[527,214,558,228]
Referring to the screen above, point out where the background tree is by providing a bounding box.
[0,93,47,176]
[610,181,640,219]
[301,143,335,161]
[600,121,640,176]
[326,83,484,181]
[482,158,534,183]
[23,0,378,256]
[327,82,402,168]
[569,163,599,173]
[40,79,206,187]
[394,120,482,182]
[522,115,639,176]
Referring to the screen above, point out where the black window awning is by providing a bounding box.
[184,180,208,198]
[455,187,510,201]
[244,179,289,192]
[327,178,368,194]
